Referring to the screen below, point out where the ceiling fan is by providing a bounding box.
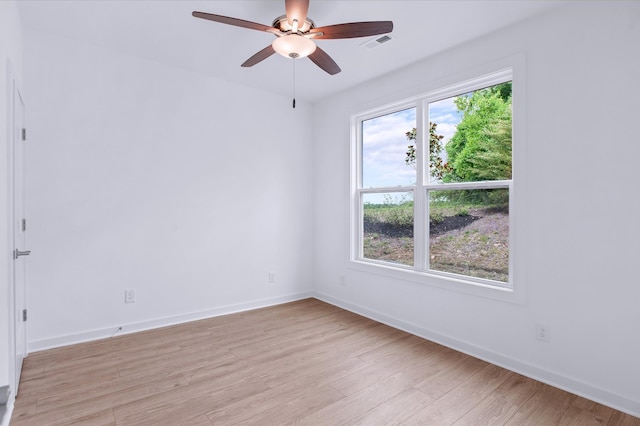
[192,0,393,75]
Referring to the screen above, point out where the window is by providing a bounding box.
[352,70,515,292]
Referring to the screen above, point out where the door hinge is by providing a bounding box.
[22,218,27,232]
[22,309,27,322]
[14,249,31,260]
[22,128,26,141]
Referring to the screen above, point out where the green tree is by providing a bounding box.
[444,82,512,182]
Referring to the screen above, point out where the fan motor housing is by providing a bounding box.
[272,15,315,33]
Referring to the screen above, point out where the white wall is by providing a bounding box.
[312,1,640,417]
[24,30,314,349]
[0,0,23,400]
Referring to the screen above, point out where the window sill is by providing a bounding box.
[348,259,525,305]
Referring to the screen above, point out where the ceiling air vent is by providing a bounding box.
[361,34,393,50]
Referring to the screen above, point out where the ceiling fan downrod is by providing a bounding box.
[292,58,296,108]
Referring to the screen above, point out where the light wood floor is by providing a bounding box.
[11,298,639,425]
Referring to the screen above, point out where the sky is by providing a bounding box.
[362,96,463,199]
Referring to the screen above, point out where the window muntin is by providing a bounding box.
[354,73,513,290]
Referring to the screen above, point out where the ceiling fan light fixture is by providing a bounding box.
[272,34,316,59]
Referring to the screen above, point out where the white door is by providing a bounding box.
[11,81,28,395]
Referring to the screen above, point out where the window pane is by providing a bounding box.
[362,108,416,188]
[363,192,414,266]
[428,188,508,282]
[427,82,512,184]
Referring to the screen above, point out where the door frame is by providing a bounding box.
[6,60,28,396]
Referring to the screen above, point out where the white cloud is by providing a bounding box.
[362,108,416,188]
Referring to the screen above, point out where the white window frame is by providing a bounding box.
[350,63,525,304]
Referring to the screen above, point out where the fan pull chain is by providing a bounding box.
[292,58,296,109]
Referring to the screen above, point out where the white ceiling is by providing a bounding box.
[18,0,564,103]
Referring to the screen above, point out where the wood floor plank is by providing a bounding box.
[258,352,371,390]
[200,327,270,352]
[112,376,271,426]
[53,408,116,426]
[355,333,438,364]
[504,385,577,425]
[402,363,513,424]
[17,357,45,382]
[453,393,520,426]
[181,356,249,385]
[608,410,640,426]
[238,385,345,425]
[206,379,342,424]
[16,365,121,399]
[558,395,616,425]
[347,388,433,425]
[494,371,543,406]
[116,345,236,379]
[175,414,214,426]
[452,371,543,425]
[11,298,639,425]
[10,396,37,419]
[289,321,410,370]
[34,373,189,414]
[391,344,468,389]
[229,313,377,365]
[12,374,188,425]
[328,349,428,397]
[413,351,488,400]
[297,373,414,424]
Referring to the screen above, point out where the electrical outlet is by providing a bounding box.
[268,272,276,283]
[339,275,346,286]
[536,324,550,342]
[125,289,136,304]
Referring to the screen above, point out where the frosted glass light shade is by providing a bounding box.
[272,35,317,59]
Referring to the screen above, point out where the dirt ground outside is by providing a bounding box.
[363,208,509,282]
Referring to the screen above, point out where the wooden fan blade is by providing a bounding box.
[308,46,341,75]
[285,0,309,27]
[192,11,273,32]
[241,45,276,67]
[310,21,393,39]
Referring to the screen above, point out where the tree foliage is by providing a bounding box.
[444,82,512,182]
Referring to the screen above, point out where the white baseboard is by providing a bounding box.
[0,400,13,426]
[28,291,313,353]
[312,291,640,419]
